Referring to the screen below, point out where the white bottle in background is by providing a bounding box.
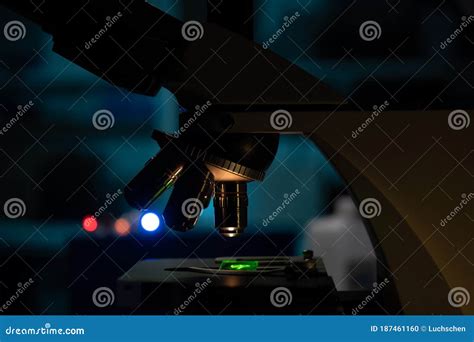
[301,196,377,291]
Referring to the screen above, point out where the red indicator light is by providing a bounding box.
[82,215,98,232]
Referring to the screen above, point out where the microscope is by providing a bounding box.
[3,0,472,315]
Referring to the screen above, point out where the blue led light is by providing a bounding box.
[140,212,161,232]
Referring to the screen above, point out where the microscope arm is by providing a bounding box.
[0,0,342,109]
[1,0,185,95]
[221,107,474,315]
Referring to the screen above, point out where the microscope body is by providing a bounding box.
[3,0,472,315]
[217,106,474,315]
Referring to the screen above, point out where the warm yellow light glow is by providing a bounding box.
[206,164,252,181]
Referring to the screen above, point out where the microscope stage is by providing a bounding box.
[117,258,342,315]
